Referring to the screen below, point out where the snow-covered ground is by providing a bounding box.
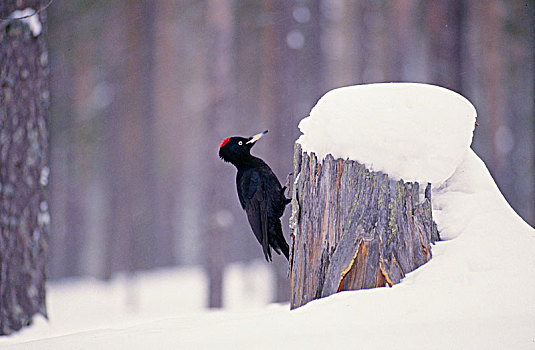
[0,262,277,347]
[2,83,534,349]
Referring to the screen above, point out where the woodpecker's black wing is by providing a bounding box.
[239,169,272,261]
[238,164,290,262]
[247,180,272,261]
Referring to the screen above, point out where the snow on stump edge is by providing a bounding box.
[289,143,439,309]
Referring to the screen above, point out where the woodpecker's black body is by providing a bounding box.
[219,130,290,262]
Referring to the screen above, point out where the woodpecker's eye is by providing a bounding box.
[238,141,243,146]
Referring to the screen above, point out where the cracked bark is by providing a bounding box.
[0,6,49,334]
[289,144,438,309]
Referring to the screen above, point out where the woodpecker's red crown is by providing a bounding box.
[219,137,231,149]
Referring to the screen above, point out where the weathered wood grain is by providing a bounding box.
[289,144,438,309]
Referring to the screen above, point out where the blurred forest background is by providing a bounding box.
[45,0,534,305]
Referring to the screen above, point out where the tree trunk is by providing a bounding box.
[0,6,49,334]
[204,0,235,308]
[426,0,465,92]
[289,144,439,309]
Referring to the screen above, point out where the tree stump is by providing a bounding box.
[289,144,439,309]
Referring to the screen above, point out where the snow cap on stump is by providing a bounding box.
[297,83,477,184]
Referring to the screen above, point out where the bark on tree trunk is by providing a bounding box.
[0,9,49,334]
[289,144,439,309]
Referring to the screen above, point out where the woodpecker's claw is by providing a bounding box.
[285,172,293,197]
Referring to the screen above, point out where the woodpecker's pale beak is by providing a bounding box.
[246,130,268,144]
